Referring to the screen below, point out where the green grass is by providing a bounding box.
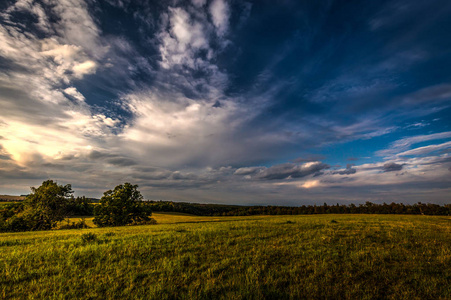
[1,214,450,299]
[0,201,21,206]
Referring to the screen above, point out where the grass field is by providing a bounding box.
[1,214,450,299]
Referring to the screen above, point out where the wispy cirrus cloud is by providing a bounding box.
[376,132,451,157]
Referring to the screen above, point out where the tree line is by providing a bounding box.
[145,200,451,216]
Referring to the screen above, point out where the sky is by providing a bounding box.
[0,0,450,205]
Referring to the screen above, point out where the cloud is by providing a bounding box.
[402,84,451,104]
[192,0,207,8]
[333,164,357,175]
[292,155,327,163]
[234,167,263,176]
[209,0,230,37]
[377,132,451,157]
[382,162,403,172]
[170,171,198,180]
[302,180,320,189]
[255,162,330,180]
[0,0,122,179]
[63,87,86,102]
[234,161,331,182]
[106,157,137,167]
[158,7,210,69]
[0,145,12,160]
[1,0,450,205]
[72,60,97,78]
[396,141,451,157]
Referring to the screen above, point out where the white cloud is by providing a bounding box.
[117,90,243,167]
[396,141,451,156]
[159,7,210,69]
[63,87,86,102]
[192,0,207,7]
[72,60,97,78]
[302,180,320,188]
[45,0,106,58]
[376,131,451,157]
[0,0,119,185]
[209,0,230,37]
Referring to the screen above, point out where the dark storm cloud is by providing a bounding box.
[255,162,330,180]
[234,167,263,176]
[87,150,136,166]
[382,162,403,172]
[333,164,357,175]
[88,150,113,160]
[106,157,137,167]
[170,171,198,180]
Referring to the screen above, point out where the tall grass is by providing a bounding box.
[1,214,450,299]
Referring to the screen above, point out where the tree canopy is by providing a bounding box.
[23,180,74,230]
[93,183,153,227]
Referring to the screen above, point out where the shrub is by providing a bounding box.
[58,219,90,230]
[0,215,30,232]
[80,232,97,243]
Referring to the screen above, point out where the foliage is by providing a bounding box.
[147,200,451,216]
[93,183,153,227]
[0,202,24,220]
[0,180,74,232]
[66,196,94,216]
[0,215,29,232]
[57,219,90,230]
[1,214,450,299]
[21,180,74,230]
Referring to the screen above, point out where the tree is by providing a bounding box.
[93,183,153,227]
[23,180,74,230]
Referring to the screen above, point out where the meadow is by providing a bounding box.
[1,213,450,299]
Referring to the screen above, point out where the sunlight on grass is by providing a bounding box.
[1,214,450,299]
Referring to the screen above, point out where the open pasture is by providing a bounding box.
[1,214,450,299]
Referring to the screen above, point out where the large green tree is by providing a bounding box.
[93,183,153,227]
[23,180,74,230]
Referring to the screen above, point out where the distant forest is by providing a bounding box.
[146,201,451,216]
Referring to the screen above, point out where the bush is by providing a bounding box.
[58,219,90,230]
[80,232,97,243]
[0,215,30,232]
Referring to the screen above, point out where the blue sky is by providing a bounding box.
[0,0,450,204]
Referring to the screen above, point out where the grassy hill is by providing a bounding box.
[1,213,450,299]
